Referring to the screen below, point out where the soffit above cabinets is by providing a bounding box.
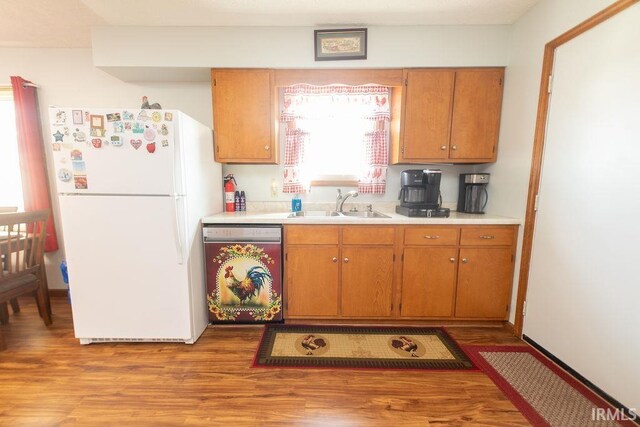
[0,0,539,48]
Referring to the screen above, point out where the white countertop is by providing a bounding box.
[202,211,520,225]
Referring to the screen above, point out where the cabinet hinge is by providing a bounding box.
[213,78,217,86]
[522,300,527,316]
[399,303,402,313]
[404,78,408,86]
[401,145,405,154]
[492,145,496,154]
[511,254,514,263]
[547,74,553,94]
[506,304,509,312]
[534,194,539,211]
[285,253,288,261]
[401,253,404,262]
[393,254,396,262]
[215,145,219,153]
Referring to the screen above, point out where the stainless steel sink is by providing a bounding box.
[340,211,391,218]
[287,210,342,218]
[287,210,391,219]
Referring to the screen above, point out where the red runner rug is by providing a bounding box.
[464,345,637,427]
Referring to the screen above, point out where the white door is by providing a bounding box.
[48,108,179,195]
[523,4,640,411]
[59,194,192,340]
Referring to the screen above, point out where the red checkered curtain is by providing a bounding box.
[280,84,390,194]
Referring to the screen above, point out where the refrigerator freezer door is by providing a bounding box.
[49,108,178,196]
[59,195,200,341]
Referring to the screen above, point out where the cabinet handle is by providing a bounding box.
[479,235,495,239]
[452,145,458,150]
[440,145,447,150]
[343,257,349,263]
[449,257,455,263]
[462,258,469,263]
[264,145,270,151]
[332,257,338,263]
[423,235,440,239]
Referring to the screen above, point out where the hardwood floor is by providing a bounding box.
[0,297,528,426]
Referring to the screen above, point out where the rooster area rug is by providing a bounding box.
[253,325,476,370]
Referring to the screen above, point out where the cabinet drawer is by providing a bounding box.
[285,226,339,245]
[404,227,459,246]
[460,227,515,246]
[342,226,395,245]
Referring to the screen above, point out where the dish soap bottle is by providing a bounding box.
[291,194,302,212]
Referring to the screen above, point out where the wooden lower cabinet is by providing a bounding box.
[341,246,394,317]
[284,224,517,321]
[286,245,339,317]
[454,247,513,319]
[400,247,457,317]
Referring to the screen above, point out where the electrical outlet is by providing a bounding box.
[271,179,278,198]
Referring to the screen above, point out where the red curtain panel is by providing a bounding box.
[10,76,59,252]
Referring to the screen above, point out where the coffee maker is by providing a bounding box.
[395,169,450,217]
[457,173,490,214]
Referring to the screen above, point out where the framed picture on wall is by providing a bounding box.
[314,28,367,61]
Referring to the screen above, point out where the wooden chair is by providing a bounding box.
[0,210,51,326]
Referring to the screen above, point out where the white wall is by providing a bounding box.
[524,2,640,411]
[1,24,511,289]
[0,48,212,289]
[91,24,512,205]
[482,0,617,323]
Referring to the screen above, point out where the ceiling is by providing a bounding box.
[0,0,539,48]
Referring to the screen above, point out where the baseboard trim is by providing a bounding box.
[49,289,68,297]
[523,335,639,425]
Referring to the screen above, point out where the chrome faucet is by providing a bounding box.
[336,189,359,212]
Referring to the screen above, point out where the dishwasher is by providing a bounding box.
[203,224,283,324]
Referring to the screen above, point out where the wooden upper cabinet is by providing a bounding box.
[401,69,455,161]
[449,69,504,162]
[211,69,277,163]
[395,67,504,164]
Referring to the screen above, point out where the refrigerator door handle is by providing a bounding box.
[173,195,185,265]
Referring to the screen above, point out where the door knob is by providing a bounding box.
[461,258,468,263]
[440,145,447,150]
[332,257,338,263]
[452,145,458,150]
[343,257,349,263]
[449,257,455,263]
[264,145,270,151]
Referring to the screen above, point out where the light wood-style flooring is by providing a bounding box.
[0,297,528,426]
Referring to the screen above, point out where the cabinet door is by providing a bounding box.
[401,70,455,161]
[341,247,394,317]
[401,247,457,317]
[211,69,275,163]
[455,247,513,319]
[286,246,339,317]
[449,69,504,162]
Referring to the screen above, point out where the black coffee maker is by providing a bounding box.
[395,169,450,217]
[457,173,490,214]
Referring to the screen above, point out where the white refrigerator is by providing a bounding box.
[48,107,222,344]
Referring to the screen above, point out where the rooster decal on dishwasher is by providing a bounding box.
[224,265,272,304]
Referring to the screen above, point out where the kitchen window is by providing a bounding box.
[0,87,24,210]
[280,84,390,194]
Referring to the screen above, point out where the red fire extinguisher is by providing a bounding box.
[224,174,237,212]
